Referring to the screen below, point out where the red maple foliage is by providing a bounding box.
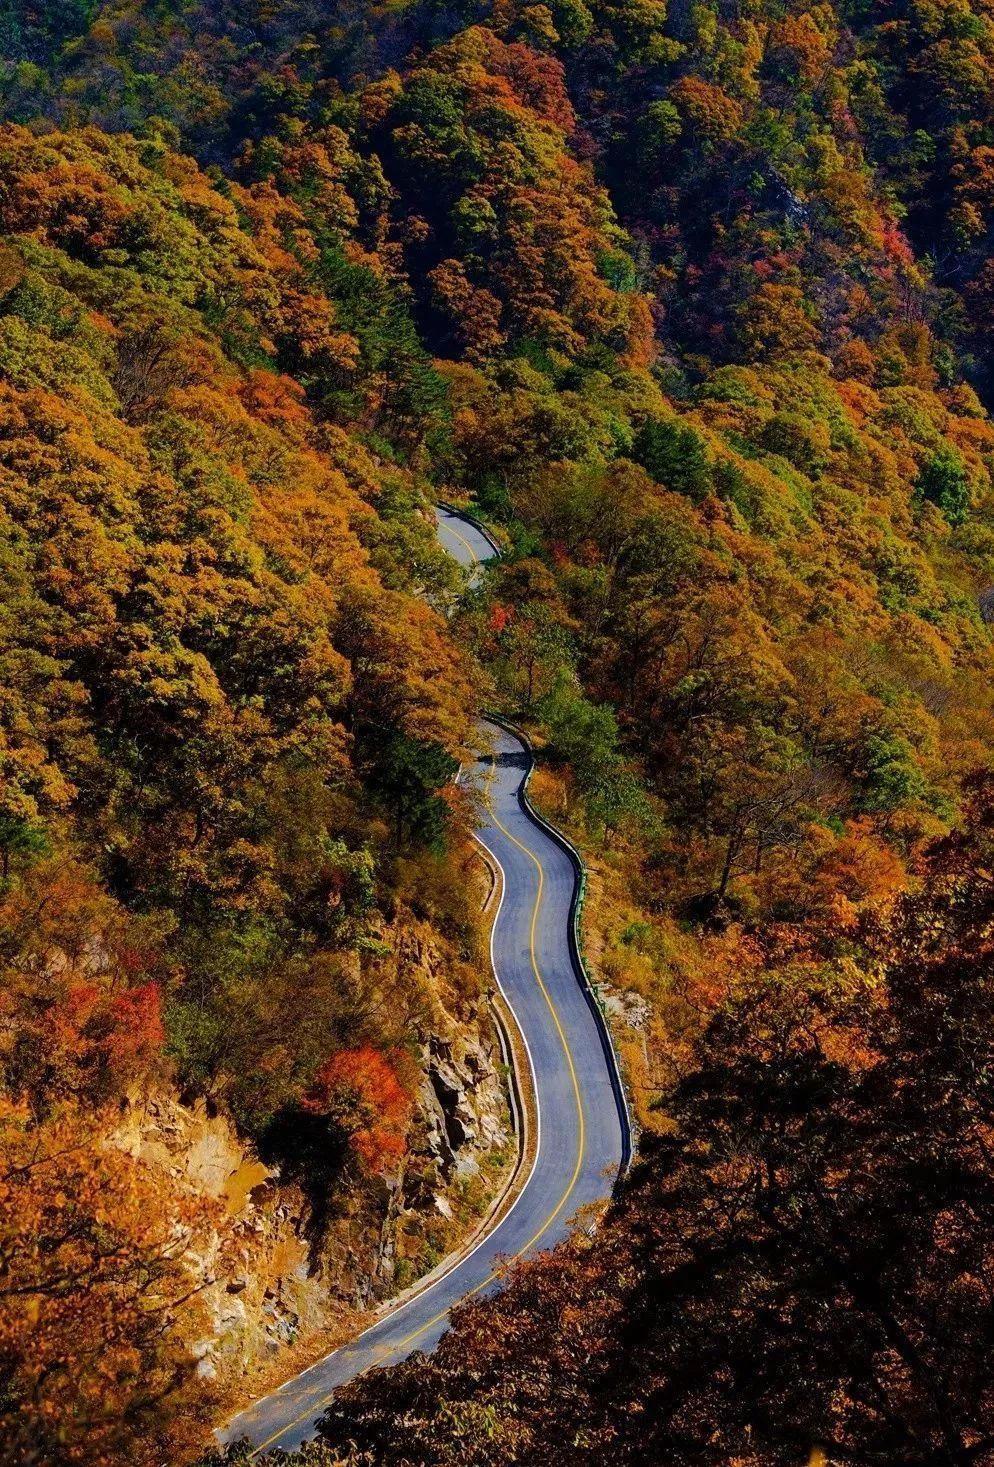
[304,1046,411,1172]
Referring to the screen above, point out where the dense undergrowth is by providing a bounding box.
[276,780,994,1464]
[0,122,480,1463]
[5,0,994,1459]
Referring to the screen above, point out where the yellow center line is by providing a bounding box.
[441,516,482,565]
[250,743,586,1456]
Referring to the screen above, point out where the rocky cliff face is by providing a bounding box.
[112,1091,327,1387]
[108,919,513,1400]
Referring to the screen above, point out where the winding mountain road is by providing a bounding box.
[220,505,629,1456]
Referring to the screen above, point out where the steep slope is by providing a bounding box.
[0,124,512,1466]
[221,701,628,1454]
[261,779,994,1467]
[4,0,994,1462]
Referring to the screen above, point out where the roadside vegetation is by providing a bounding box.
[5,0,994,1459]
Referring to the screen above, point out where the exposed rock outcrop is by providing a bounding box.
[105,918,514,1398]
[112,1093,325,1383]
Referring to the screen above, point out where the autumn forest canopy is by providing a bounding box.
[4,0,994,1460]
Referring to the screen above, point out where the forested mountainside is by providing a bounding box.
[286,782,994,1465]
[0,124,505,1465]
[5,0,994,1461]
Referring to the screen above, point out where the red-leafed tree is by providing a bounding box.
[304,1047,411,1173]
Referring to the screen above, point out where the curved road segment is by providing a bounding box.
[220,506,628,1455]
[435,502,500,579]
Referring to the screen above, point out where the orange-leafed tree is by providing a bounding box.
[0,1101,213,1466]
[304,1046,411,1173]
[315,777,994,1467]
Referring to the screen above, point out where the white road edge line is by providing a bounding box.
[233,739,543,1455]
[485,712,636,1172]
[227,503,632,1452]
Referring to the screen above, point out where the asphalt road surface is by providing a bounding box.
[434,501,500,579]
[219,506,628,1456]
